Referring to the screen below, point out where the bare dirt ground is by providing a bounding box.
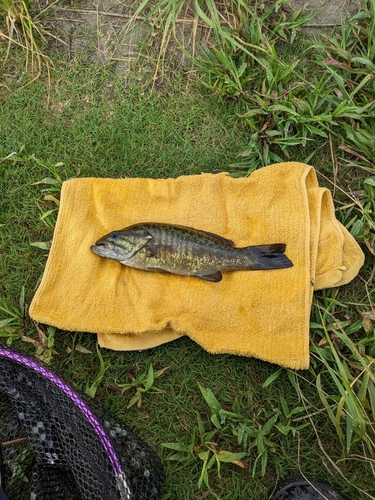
[290,0,359,27]
[45,0,360,74]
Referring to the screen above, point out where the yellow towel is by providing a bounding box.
[29,162,364,369]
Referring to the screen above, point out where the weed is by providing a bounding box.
[198,382,308,478]
[124,0,317,81]
[31,157,66,233]
[0,286,25,344]
[162,409,247,497]
[335,175,375,255]
[310,294,375,456]
[0,0,52,86]
[106,364,168,409]
[28,323,58,365]
[197,0,375,175]
[85,344,107,398]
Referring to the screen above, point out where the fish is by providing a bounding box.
[90,222,293,282]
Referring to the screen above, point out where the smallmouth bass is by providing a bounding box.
[91,222,293,282]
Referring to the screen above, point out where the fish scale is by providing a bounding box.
[91,222,293,282]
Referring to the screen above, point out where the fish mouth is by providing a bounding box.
[91,240,116,257]
[94,241,106,247]
[91,241,109,255]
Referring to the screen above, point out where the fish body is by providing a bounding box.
[90,222,293,282]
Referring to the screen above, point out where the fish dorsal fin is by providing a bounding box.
[126,223,234,247]
[192,228,234,247]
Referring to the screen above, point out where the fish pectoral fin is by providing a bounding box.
[143,244,174,258]
[194,271,223,282]
[142,245,159,258]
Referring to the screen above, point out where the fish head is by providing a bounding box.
[91,228,152,262]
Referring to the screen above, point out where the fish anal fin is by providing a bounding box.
[195,271,223,282]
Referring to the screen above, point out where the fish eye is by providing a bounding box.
[109,232,118,239]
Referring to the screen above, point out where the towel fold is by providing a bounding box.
[29,162,364,369]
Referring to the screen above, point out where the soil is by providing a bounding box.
[43,0,361,74]
[289,0,360,28]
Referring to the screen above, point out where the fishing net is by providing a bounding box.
[0,345,165,500]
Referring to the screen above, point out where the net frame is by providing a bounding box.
[0,345,165,500]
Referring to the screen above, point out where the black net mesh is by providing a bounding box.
[0,346,165,500]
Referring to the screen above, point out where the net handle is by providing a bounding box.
[0,446,10,500]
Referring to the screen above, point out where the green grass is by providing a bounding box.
[196,0,375,175]
[0,58,249,301]
[1,1,375,499]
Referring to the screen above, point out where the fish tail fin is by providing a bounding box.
[244,244,293,270]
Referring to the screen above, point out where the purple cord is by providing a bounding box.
[0,347,123,476]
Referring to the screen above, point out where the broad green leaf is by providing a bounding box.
[261,449,268,476]
[0,318,15,329]
[268,104,298,114]
[364,177,375,199]
[240,108,268,118]
[345,319,364,335]
[144,364,154,391]
[286,370,300,399]
[256,432,265,453]
[75,345,92,354]
[280,395,289,417]
[265,130,283,137]
[310,322,324,329]
[126,392,141,409]
[215,450,247,463]
[161,442,189,452]
[350,219,365,239]
[351,56,375,66]
[44,194,60,206]
[30,241,51,250]
[275,423,291,436]
[31,177,61,186]
[237,62,247,78]
[262,413,279,435]
[85,345,107,398]
[198,383,222,414]
[304,125,327,137]
[211,414,222,430]
[262,368,282,388]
